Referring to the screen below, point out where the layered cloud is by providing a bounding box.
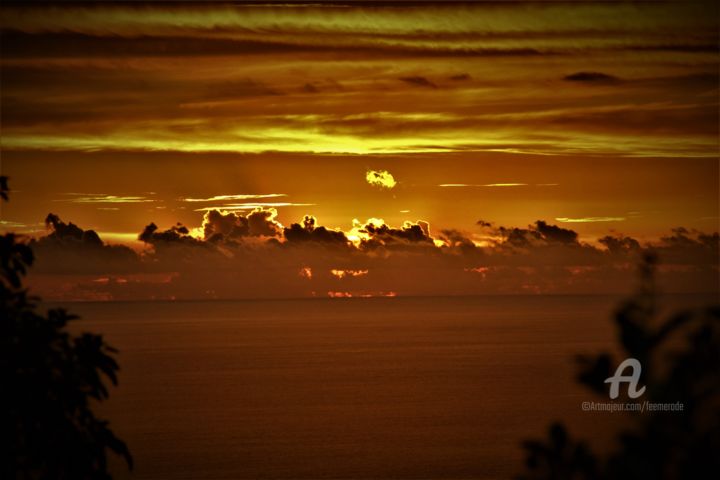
[22,209,719,301]
[1,2,717,157]
[2,3,715,55]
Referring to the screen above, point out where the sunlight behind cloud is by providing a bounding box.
[366,170,397,189]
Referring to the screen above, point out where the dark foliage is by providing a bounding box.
[0,176,8,202]
[518,253,720,479]
[0,176,132,479]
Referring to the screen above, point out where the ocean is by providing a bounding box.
[59,294,714,479]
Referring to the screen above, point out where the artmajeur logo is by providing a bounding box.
[581,357,684,413]
[604,358,646,399]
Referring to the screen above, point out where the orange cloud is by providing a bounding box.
[330,269,369,279]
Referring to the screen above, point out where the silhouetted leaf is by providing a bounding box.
[2,181,131,479]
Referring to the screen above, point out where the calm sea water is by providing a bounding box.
[58,295,714,479]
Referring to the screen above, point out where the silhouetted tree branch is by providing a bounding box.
[518,253,720,479]
[1,176,132,479]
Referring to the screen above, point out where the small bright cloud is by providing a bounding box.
[366,169,397,189]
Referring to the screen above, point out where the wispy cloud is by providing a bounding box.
[193,202,315,212]
[182,193,287,202]
[58,194,155,203]
[439,183,559,188]
[439,183,528,187]
[555,217,626,223]
[482,183,528,187]
[0,220,27,228]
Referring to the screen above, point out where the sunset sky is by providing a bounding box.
[1,1,718,299]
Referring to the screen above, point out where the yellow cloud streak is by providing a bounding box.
[555,217,626,223]
[439,183,528,187]
[182,194,287,202]
[193,202,315,212]
[2,3,711,40]
[59,195,154,203]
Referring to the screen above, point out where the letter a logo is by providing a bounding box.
[604,358,646,399]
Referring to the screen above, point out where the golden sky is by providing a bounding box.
[0,1,718,299]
